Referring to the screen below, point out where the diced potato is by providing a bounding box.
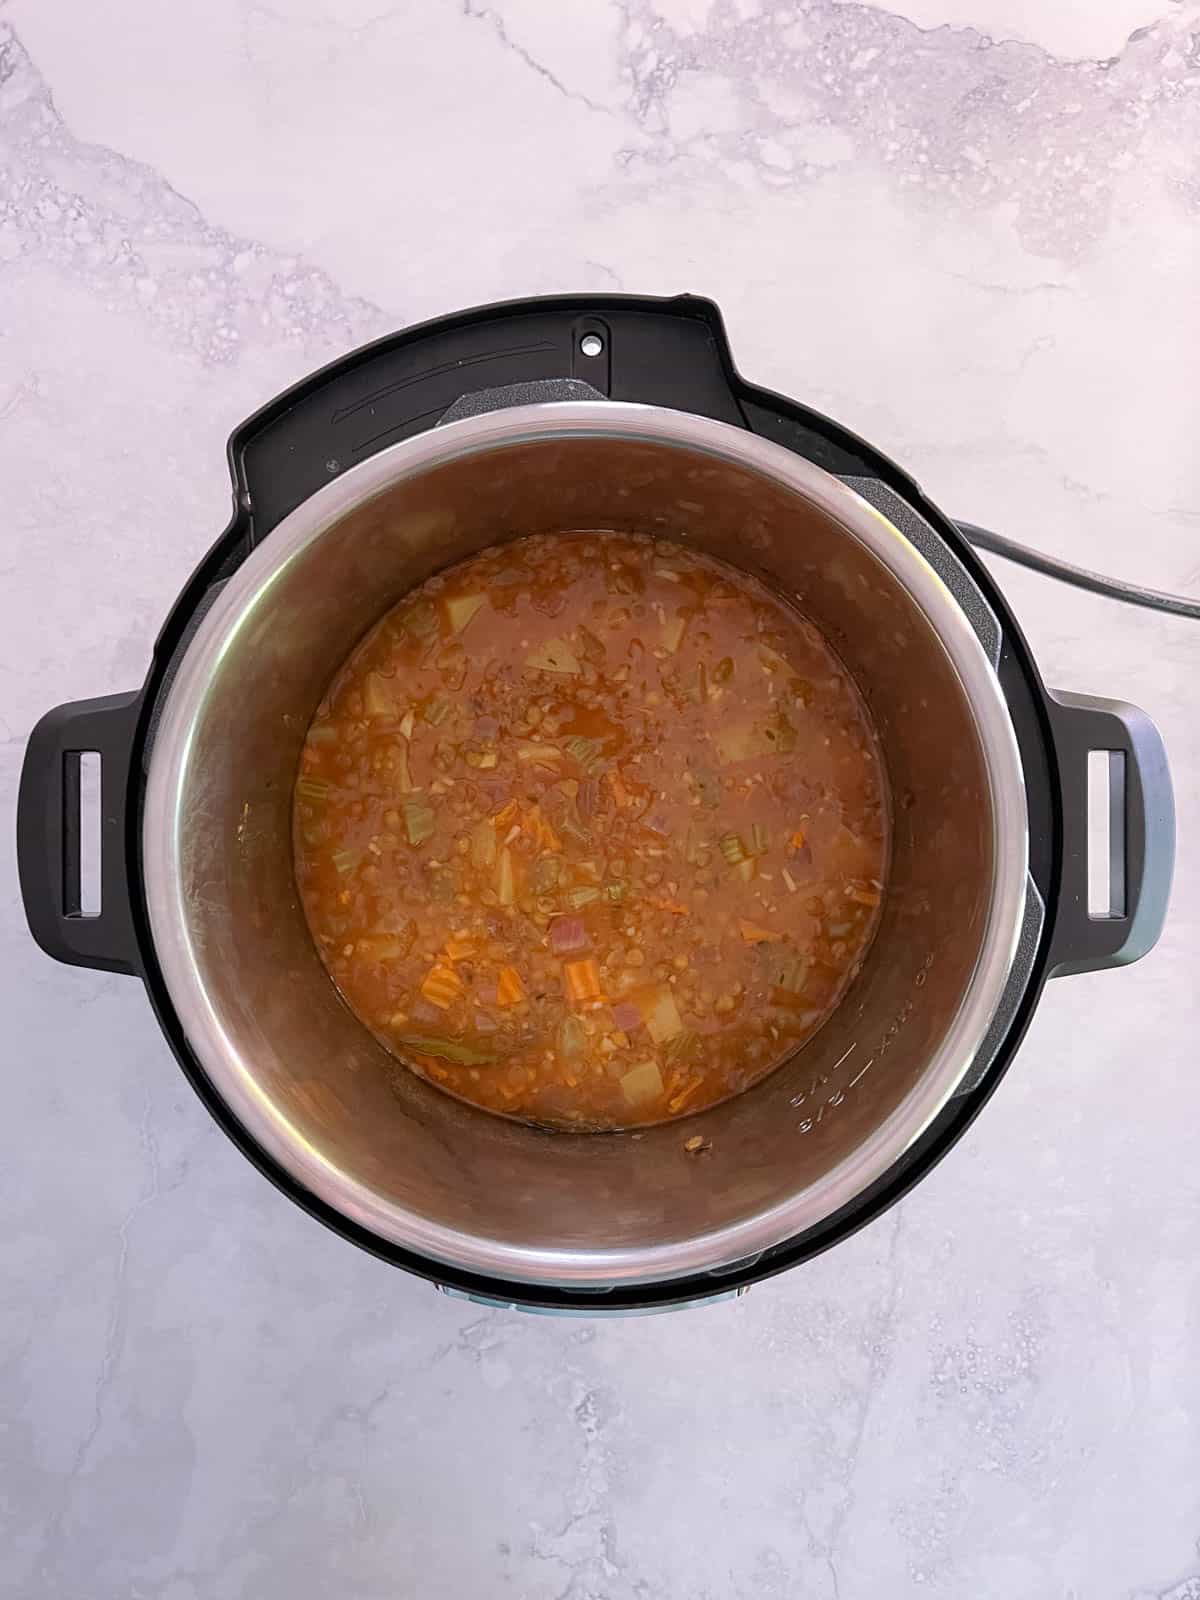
[442,592,485,634]
[525,638,580,675]
[639,984,684,1044]
[621,1059,664,1108]
[661,612,688,654]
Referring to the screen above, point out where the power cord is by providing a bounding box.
[955,520,1200,623]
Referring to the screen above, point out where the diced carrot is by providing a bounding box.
[650,897,689,916]
[524,805,561,854]
[420,964,465,1009]
[789,830,807,850]
[492,799,520,830]
[443,934,476,962]
[562,957,603,1007]
[738,919,781,943]
[668,1077,704,1114]
[496,965,526,1007]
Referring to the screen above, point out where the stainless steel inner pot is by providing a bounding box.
[142,402,1028,1287]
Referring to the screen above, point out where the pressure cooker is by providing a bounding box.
[17,295,1175,1312]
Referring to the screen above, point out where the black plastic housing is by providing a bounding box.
[21,295,1086,1311]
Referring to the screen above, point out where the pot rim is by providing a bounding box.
[142,401,1028,1285]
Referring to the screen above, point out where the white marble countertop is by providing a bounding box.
[3,2,1198,1595]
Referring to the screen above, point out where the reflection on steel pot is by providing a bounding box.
[17,295,1174,1313]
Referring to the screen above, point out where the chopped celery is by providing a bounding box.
[751,822,769,856]
[470,817,497,869]
[533,855,562,893]
[558,1014,588,1060]
[363,672,396,719]
[719,832,748,867]
[496,846,516,906]
[664,1030,698,1067]
[331,849,358,875]
[563,734,604,773]
[395,740,414,794]
[422,696,451,727]
[399,600,438,639]
[566,885,601,909]
[402,797,435,846]
[296,777,330,802]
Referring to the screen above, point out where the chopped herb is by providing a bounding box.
[396,1034,498,1066]
[664,1030,698,1067]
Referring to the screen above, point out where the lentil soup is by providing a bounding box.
[293,532,889,1130]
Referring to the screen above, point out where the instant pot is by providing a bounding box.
[18,294,1175,1312]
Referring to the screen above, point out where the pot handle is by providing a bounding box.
[17,692,142,975]
[1046,689,1174,977]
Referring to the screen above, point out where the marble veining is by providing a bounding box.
[1,3,1198,1596]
